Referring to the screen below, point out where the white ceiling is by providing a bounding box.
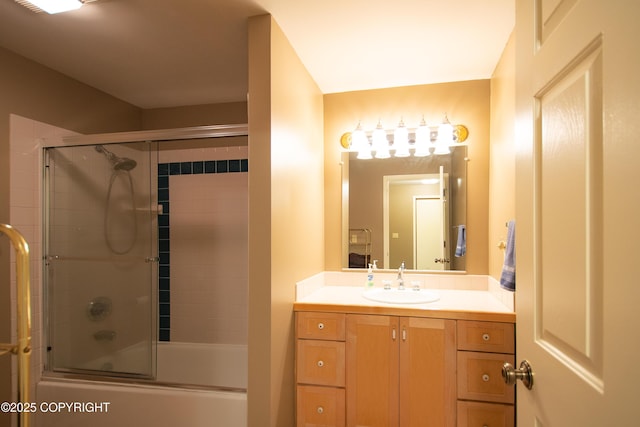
[0,0,514,109]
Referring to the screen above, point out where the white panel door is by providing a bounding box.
[515,0,640,425]
[414,197,444,270]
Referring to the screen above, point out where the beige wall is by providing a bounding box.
[142,101,247,129]
[247,15,325,427]
[489,32,516,281]
[324,80,491,274]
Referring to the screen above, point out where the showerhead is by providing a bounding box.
[95,145,137,171]
[113,157,137,171]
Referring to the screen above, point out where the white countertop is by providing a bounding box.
[296,285,514,314]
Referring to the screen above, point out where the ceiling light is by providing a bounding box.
[15,0,83,14]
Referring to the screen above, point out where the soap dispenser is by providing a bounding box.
[365,263,375,290]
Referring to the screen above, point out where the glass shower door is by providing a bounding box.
[44,141,158,379]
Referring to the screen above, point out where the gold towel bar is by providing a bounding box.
[0,224,32,427]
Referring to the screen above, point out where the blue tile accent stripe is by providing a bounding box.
[157,158,248,342]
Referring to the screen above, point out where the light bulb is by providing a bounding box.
[373,122,390,159]
[357,146,373,159]
[434,115,454,155]
[414,117,431,157]
[351,123,367,152]
[393,119,410,157]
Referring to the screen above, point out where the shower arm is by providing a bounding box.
[0,224,32,427]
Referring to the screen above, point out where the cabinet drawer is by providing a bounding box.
[457,352,515,404]
[297,385,345,427]
[297,312,346,341]
[457,321,514,354]
[457,401,514,427]
[297,340,346,386]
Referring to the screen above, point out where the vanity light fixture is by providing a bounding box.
[14,0,92,14]
[340,114,469,158]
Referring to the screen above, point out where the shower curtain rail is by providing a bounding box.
[46,254,158,263]
[0,224,32,427]
[62,123,249,146]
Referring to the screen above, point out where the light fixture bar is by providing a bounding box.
[340,117,469,158]
[15,0,83,14]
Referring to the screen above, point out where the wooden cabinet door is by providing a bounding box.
[399,317,456,427]
[346,314,399,427]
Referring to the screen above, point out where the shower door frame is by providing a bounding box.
[42,124,249,381]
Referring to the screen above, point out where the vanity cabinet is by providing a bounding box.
[346,314,456,427]
[456,320,515,427]
[295,310,515,427]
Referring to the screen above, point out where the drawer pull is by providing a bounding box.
[482,333,491,341]
[317,406,324,414]
[317,360,324,368]
[317,322,325,330]
[482,374,490,382]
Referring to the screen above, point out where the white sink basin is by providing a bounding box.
[362,288,440,304]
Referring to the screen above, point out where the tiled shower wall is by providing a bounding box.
[158,144,248,345]
[8,115,77,399]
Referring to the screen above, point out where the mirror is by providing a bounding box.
[344,146,467,271]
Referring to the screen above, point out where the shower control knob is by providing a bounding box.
[502,360,534,390]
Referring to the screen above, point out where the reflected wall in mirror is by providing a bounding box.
[345,146,467,271]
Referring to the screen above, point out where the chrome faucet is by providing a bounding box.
[397,262,406,290]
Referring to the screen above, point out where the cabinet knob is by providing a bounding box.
[317,406,324,414]
[317,360,324,368]
[482,333,490,341]
[317,322,324,330]
[482,374,490,382]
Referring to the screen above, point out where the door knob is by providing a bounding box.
[502,360,534,390]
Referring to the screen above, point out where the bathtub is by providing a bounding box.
[157,342,247,389]
[35,343,247,427]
